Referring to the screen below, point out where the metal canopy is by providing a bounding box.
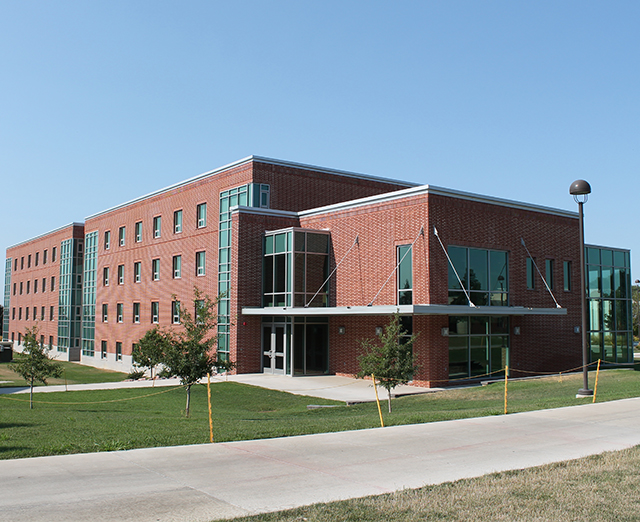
[241,304,567,317]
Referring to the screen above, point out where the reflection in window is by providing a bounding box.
[448,247,508,306]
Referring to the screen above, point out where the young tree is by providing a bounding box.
[162,287,224,417]
[357,313,418,413]
[133,327,169,384]
[9,325,63,409]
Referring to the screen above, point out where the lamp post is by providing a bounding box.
[635,279,640,353]
[570,179,593,397]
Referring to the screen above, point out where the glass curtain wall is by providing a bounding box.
[58,238,83,357]
[586,246,633,363]
[3,259,10,341]
[81,232,97,356]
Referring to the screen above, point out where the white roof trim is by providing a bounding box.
[7,222,85,250]
[231,205,298,219]
[299,184,578,220]
[242,304,567,317]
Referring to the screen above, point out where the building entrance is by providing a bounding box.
[262,324,286,374]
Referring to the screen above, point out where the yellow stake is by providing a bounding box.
[372,374,384,428]
[593,359,601,404]
[504,365,508,415]
[207,373,214,443]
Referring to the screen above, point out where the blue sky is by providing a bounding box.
[2,1,639,279]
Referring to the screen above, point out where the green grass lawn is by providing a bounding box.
[230,445,640,522]
[1,368,640,460]
[0,358,128,387]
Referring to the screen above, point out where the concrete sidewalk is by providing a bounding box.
[1,397,640,522]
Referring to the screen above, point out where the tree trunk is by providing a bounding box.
[29,379,34,410]
[388,389,392,413]
[185,384,191,417]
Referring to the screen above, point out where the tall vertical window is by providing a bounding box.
[34,279,38,294]
[197,203,207,228]
[26,281,30,294]
[35,252,39,266]
[41,306,45,321]
[42,278,46,292]
[397,245,413,305]
[52,247,57,262]
[151,301,159,324]
[133,302,140,323]
[104,231,110,250]
[173,210,183,234]
[26,307,29,320]
[152,258,160,281]
[118,226,125,246]
[135,221,142,243]
[102,303,108,322]
[103,267,109,286]
[50,306,54,320]
[28,254,31,268]
[545,259,554,290]
[133,261,141,283]
[196,251,206,276]
[153,216,161,238]
[171,301,180,324]
[563,261,572,292]
[173,255,182,279]
[116,342,122,361]
[51,276,55,291]
[117,265,124,285]
[101,340,107,358]
[117,303,123,323]
[526,258,535,290]
[43,249,48,264]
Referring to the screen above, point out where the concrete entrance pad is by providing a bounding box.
[216,373,440,404]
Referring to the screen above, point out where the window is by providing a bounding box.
[28,254,31,268]
[173,255,182,279]
[20,282,23,295]
[153,216,161,238]
[134,261,141,283]
[118,265,124,285]
[49,336,53,349]
[26,281,30,294]
[51,276,55,291]
[19,308,22,320]
[43,249,48,264]
[151,301,159,324]
[116,342,122,361]
[196,251,206,276]
[42,278,46,292]
[35,252,39,266]
[117,303,123,323]
[102,303,108,322]
[12,283,16,296]
[41,306,45,321]
[449,247,508,306]
[21,257,24,269]
[50,306,54,320]
[12,308,15,320]
[14,258,17,271]
[197,203,207,228]
[101,340,108,359]
[545,259,554,290]
[397,245,412,305]
[104,231,111,250]
[133,302,140,323]
[171,301,180,324]
[152,258,160,281]
[564,261,572,292]
[26,307,29,320]
[135,221,142,243]
[526,258,535,290]
[118,226,126,246]
[52,247,57,262]
[34,279,38,294]
[173,210,183,233]
[103,267,110,286]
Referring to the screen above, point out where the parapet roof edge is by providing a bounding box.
[585,243,631,253]
[85,156,418,220]
[231,206,299,219]
[299,184,578,219]
[6,222,85,251]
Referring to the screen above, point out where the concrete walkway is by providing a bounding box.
[1,396,640,522]
[0,373,437,403]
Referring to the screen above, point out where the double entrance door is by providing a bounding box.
[262,320,329,375]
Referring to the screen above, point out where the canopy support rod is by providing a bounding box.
[521,237,562,309]
[434,226,476,308]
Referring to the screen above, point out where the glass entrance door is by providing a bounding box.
[262,324,286,374]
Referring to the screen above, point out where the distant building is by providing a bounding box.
[3,156,634,385]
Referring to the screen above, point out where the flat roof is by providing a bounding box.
[6,222,85,251]
[85,156,419,220]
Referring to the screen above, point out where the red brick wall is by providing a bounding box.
[5,224,84,352]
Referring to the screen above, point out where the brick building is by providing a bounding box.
[3,156,633,385]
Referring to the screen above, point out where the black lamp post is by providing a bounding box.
[635,279,640,351]
[570,179,593,397]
